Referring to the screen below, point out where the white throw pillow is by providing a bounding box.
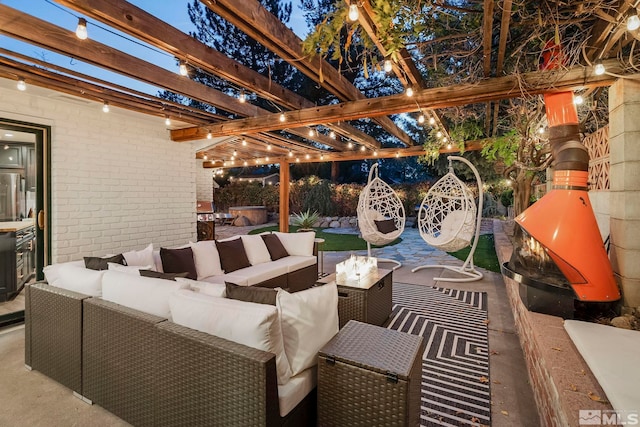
[174,277,226,298]
[101,270,184,318]
[47,264,105,297]
[169,289,292,385]
[240,235,272,265]
[123,244,156,271]
[189,241,223,279]
[43,260,85,284]
[107,263,154,275]
[273,232,316,256]
[276,283,339,375]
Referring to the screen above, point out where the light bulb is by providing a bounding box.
[233,150,237,157]
[242,138,247,146]
[243,161,248,166]
[296,157,300,163]
[279,113,286,122]
[265,156,269,162]
[442,137,448,143]
[207,132,212,139]
[395,152,400,158]
[329,131,336,139]
[347,141,353,149]
[165,117,171,126]
[308,128,315,137]
[102,102,109,113]
[373,150,378,156]
[320,154,325,160]
[288,150,293,157]
[348,4,359,22]
[447,143,452,150]
[231,159,235,165]
[203,154,208,160]
[238,90,246,103]
[267,144,272,150]
[360,145,366,152]
[418,114,425,124]
[305,154,310,159]
[406,87,414,97]
[16,78,26,91]
[436,131,443,138]
[75,18,88,40]
[628,15,640,31]
[429,117,435,125]
[538,126,545,134]
[574,94,584,105]
[178,61,188,76]
[383,59,393,73]
[594,61,605,76]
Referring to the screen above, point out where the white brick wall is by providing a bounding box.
[196,159,214,202]
[0,84,197,263]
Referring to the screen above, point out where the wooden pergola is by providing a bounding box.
[0,0,635,231]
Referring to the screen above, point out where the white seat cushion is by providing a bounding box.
[46,264,104,297]
[240,235,272,265]
[276,283,339,375]
[273,232,315,256]
[101,270,184,318]
[200,263,288,287]
[123,244,156,271]
[269,256,317,273]
[169,289,292,385]
[277,367,317,417]
[190,241,223,279]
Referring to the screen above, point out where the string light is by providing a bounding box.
[178,60,188,76]
[102,102,109,113]
[165,116,171,126]
[308,128,315,137]
[442,137,448,143]
[233,149,238,157]
[383,59,393,73]
[305,153,310,159]
[594,60,605,76]
[360,145,366,152]
[207,131,212,139]
[265,156,270,162]
[436,130,443,138]
[373,150,378,156]
[329,131,336,139]
[348,3,359,21]
[203,154,208,160]
[242,138,247,146]
[406,87,414,97]
[446,143,453,150]
[320,154,325,160]
[418,113,425,124]
[429,117,435,125]
[395,152,400,158]
[538,125,545,134]
[288,150,293,157]
[16,78,26,91]
[279,113,286,122]
[243,161,248,166]
[267,143,272,150]
[347,141,353,149]
[296,157,300,162]
[75,18,88,40]
[231,159,235,165]
[574,94,584,105]
[238,90,246,103]
[627,14,640,31]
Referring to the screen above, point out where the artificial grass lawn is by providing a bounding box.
[248,226,401,252]
[447,234,501,273]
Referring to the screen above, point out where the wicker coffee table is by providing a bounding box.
[318,268,393,328]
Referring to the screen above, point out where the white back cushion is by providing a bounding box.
[43,260,85,284]
[240,235,272,265]
[123,244,156,271]
[101,270,184,318]
[47,264,104,297]
[169,289,292,385]
[174,277,226,298]
[276,283,339,375]
[107,263,154,275]
[190,241,223,279]
[273,232,315,256]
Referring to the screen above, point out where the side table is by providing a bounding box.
[318,320,425,427]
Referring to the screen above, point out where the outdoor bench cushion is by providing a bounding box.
[269,255,317,273]
[201,262,289,287]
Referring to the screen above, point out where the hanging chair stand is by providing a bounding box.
[357,163,405,271]
[412,156,484,282]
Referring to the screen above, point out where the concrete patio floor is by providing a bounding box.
[0,220,540,427]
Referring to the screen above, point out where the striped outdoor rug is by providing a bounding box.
[388,283,490,426]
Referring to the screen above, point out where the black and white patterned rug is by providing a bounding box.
[388,283,491,426]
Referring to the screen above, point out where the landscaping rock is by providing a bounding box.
[610,316,633,330]
[349,217,357,225]
[313,220,322,228]
[329,220,341,228]
[319,221,329,228]
[340,220,350,228]
[233,215,251,226]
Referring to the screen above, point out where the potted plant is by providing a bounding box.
[292,209,320,232]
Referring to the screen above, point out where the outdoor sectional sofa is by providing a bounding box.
[25,231,336,426]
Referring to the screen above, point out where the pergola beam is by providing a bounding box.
[172,64,618,141]
[199,0,417,147]
[52,0,381,151]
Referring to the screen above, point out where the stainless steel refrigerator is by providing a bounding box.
[0,172,23,222]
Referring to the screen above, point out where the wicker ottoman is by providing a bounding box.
[318,320,425,427]
[336,268,393,328]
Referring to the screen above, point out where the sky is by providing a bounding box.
[1,0,311,96]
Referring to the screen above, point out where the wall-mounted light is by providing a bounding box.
[348,3,359,22]
[16,78,26,91]
[594,60,606,76]
[102,102,109,113]
[76,18,88,40]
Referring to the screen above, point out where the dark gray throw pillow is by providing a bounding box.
[159,247,197,280]
[261,234,289,260]
[225,281,277,306]
[84,254,126,271]
[215,238,251,273]
[374,219,398,234]
[139,270,189,281]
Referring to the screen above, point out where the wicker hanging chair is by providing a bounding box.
[357,163,405,269]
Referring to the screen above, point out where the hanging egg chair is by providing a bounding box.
[357,163,405,269]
